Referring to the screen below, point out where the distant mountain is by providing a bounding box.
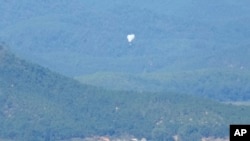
[1,1,250,102]
[1,45,250,141]
[76,68,250,101]
[0,1,250,76]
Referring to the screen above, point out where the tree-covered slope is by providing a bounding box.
[0,46,95,140]
[1,46,250,141]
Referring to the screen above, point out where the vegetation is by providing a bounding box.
[1,46,250,141]
[76,68,250,101]
[1,1,250,140]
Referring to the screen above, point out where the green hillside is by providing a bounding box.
[1,46,250,141]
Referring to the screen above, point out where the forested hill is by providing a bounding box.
[1,46,250,140]
[0,45,96,140]
[0,44,91,97]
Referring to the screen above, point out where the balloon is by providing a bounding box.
[127,34,135,43]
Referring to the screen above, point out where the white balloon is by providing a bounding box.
[127,34,135,43]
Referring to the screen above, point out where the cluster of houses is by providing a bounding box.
[60,136,147,141]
